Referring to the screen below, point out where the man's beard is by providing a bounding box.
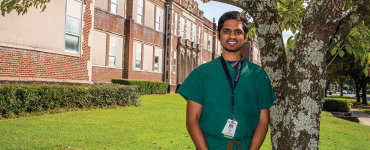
[223,43,243,52]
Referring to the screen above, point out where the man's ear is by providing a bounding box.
[217,32,220,41]
[244,33,248,40]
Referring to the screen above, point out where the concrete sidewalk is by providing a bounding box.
[351,108,370,126]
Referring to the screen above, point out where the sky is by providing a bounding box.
[195,0,294,45]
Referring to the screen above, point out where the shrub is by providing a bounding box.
[323,98,353,112]
[112,79,168,95]
[0,84,140,119]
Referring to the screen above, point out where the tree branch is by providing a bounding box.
[327,0,370,51]
[327,40,348,67]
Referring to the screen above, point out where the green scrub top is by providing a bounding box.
[177,56,276,150]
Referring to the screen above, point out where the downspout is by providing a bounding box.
[164,3,169,82]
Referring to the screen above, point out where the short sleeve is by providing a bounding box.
[177,67,205,105]
[260,74,277,110]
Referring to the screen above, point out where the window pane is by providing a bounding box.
[135,61,141,69]
[155,56,159,63]
[156,15,160,23]
[109,46,116,56]
[138,6,143,15]
[137,15,142,24]
[154,64,159,71]
[65,34,79,53]
[66,15,81,35]
[156,23,160,30]
[109,56,116,66]
[111,0,118,4]
[111,4,117,14]
[136,50,141,61]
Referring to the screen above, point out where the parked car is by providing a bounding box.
[356,91,363,97]
[343,90,347,94]
[347,91,353,94]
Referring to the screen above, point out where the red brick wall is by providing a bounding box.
[94,9,125,35]
[92,66,123,82]
[202,50,212,62]
[204,18,213,29]
[133,24,164,46]
[128,70,163,81]
[0,47,88,80]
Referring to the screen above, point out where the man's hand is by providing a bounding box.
[249,108,269,150]
[186,99,208,150]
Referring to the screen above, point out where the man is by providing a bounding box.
[177,11,276,150]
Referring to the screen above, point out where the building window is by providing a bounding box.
[181,17,185,38]
[137,0,143,24]
[156,8,161,31]
[208,35,210,51]
[154,56,159,71]
[198,26,201,44]
[215,41,217,54]
[65,0,82,54]
[111,0,118,14]
[174,13,178,35]
[192,24,196,42]
[136,42,142,69]
[173,54,177,73]
[109,35,117,66]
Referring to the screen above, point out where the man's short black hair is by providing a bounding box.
[217,11,249,38]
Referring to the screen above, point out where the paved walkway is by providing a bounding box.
[351,108,370,126]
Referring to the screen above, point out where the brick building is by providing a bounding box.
[0,0,260,93]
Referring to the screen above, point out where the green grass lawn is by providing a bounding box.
[328,95,370,114]
[0,94,370,149]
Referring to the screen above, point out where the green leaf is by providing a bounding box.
[291,27,297,34]
[345,43,353,54]
[339,50,345,57]
[294,17,302,22]
[354,45,365,56]
[364,65,369,77]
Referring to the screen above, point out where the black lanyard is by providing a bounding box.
[220,55,244,120]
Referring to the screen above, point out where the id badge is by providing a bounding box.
[222,119,238,139]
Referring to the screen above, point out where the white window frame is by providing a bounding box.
[174,13,178,35]
[181,17,185,38]
[154,55,159,71]
[173,55,177,73]
[64,0,83,54]
[109,35,117,66]
[192,24,196,42]
[156,9,161,31]
[215,40,218,54]
[111,0,118,14]
[208,34,211,51]
[137,0,144,24]
[198,26,201,44]
[135,42,142,69]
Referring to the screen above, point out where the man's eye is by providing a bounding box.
[236,31,243,35]
[224,30,230,34]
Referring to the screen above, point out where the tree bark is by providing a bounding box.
[340,78,344,97]
[356,82,361,102]
[204,0,370,149]
[361,81,367,105]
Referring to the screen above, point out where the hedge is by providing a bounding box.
[323,98,353,112]
[0,84,140,119]
[112,79,168,95]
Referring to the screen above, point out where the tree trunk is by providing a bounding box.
[362,82,368,105]
[340,78,344,97]
[325,83,329,97]
[207,0,370,149]
[356,82,361,102]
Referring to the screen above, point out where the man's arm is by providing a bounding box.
[186,99,208,150]
[249,108,269,150]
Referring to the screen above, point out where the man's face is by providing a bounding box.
[218,19,247,52]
